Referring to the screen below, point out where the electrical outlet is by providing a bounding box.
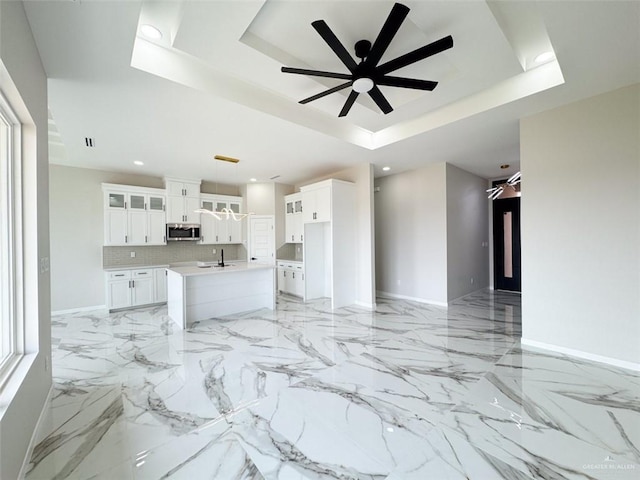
[212,248,216,254]
[39,257,50,273]
[130,251,136,258]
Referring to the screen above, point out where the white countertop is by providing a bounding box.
[104,264,169,272]
[167,261,275,277]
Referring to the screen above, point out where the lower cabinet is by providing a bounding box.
[277,261,304,298]
[106,267,168,311]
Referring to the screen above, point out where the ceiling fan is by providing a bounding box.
[281,2,453,117]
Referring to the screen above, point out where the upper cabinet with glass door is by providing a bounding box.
[102,184,167,246]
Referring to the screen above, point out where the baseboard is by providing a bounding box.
[354,301,376,310]
[521,338,640,372]
[376,290,448,308]
[51,305,107,316]
[18,383,54,479]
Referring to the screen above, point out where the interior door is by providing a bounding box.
[493,196,521,292]
[249,215,275,264]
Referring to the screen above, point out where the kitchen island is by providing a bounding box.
[166,262,276,329]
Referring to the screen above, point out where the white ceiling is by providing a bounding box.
[24,0,640,186]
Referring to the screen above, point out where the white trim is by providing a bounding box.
[376,290,448,308]
[354,301,376,310]
[18,383,54,480]
[521,338,640,372]
[51,305,107,316]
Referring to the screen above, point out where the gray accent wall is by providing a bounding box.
[375,162,489,305]
[446,163,490,301]
[375,163,449,305]
[521,83,640,365]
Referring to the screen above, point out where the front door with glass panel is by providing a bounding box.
[493,196,521,292]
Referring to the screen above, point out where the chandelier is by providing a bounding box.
[487,172,521,200]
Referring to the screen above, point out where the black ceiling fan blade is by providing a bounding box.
[377,35,453,75]
[299,81,353,104]
[376,76,438,91]
[365,3,410,67]
[311,20,358,72]
[339,90,359,117]
[281,66,352,80]
[368,86,393,114]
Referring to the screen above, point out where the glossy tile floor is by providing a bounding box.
[25,291,639,479]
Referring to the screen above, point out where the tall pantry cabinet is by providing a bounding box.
[301,179,356,309]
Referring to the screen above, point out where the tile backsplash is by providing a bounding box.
[103,243,245,268]
[276,243,303,262]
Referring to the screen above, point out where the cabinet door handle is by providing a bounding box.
[163,236,166,243]
[144,203,147,210]
[145,235,148,243]
[125,235,128,243]
[115,274,125,277]
[138,272,147,275]
[125,201,127,209]
[229,235,231,242]
[292,235,294,241]
[132,280,135,288]
[216,235,218,242]
[301,235,303,242]
[283,271,286,277]
[292,272,295,279]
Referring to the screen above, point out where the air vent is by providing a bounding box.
[85,137,95,147]
[269,175,280,180]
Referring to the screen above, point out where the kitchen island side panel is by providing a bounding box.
[167,269,186,329]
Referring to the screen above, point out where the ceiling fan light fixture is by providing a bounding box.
[534,51,555,64]
[140,24,162,40]
[352,77,374,93]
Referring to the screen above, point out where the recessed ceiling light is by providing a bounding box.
[382,166,391,171]
[133,161,144,166]
[249,178,257,182]
[140,24,162,40]
[534,51,555,64]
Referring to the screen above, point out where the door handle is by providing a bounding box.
[251,257,257,261]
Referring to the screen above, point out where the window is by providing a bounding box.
[0,90,22,382]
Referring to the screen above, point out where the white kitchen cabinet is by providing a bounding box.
[131,269,155,305]
[284,193,303,243]
[214,197,243,244]
[166,180,200,198]
[103,185,167,246]
[105,267,168,311]
[302,184,331,223]
[167,195,200,224]
[165,178,201,224]
[198,195,244,244]
[277,261,304,298]
[302,179,356,309]
[199,197,217,245]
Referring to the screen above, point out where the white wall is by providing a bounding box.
[245,182,294,251]
[0,2,51,478]
[49,165,165,311]
[446,163,490,300]
[521,83,640,366]
[375,163,449,305]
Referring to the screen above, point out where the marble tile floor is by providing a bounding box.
[24,290,639,479]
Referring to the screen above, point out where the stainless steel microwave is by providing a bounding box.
[166,224,201,241]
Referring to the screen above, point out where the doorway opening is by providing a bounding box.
[492,180,521,292]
